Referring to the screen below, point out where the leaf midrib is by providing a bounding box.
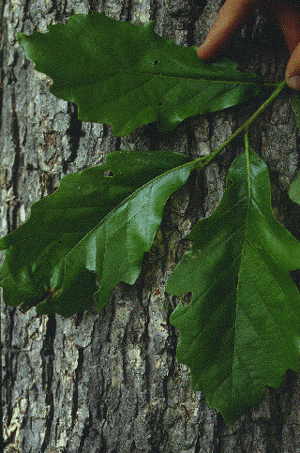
[12,159,194,302]
[58,162,192,267]
[41,25,273,89]
[232,151,252,409]
[53,67,276,90]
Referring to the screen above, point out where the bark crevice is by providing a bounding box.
[40,315,56,453]
[2,1,300,452]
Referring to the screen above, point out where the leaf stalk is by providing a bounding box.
[193,79,287,170]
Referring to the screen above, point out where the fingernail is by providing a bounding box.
[287,75,300,91]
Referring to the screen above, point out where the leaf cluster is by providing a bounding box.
[2,12,300,424]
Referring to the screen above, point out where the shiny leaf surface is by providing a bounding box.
[0,150,192,317]
[167,150,300,424]
[18,12,270,136]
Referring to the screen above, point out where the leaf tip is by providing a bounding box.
[17,31,28,47]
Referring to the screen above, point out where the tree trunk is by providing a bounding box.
[2,0,300,452]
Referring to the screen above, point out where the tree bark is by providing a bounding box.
[2,0,300,452]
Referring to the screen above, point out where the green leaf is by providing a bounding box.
[18,12,271,136]
[166,150,300,424]
[0,150,193,317]
[289,169,300,204]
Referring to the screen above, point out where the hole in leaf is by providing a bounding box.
[104,170,114,177]
[180,292,192,308]
[158,101,164,107]
[153,59,159,65]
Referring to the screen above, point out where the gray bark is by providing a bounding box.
[1,0,300,452]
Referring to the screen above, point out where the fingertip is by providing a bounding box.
[286,43,300,90]
[287,75,300,91]
[197,41,212,60]
[197,0,259,61]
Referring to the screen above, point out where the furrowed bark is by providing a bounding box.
[1,1,300,452]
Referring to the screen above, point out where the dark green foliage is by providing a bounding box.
[0,151,192,317]
[18,12,270,136]
[1,11,300,425]
[167,151,300,423]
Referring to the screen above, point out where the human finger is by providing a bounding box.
[265,1,300,89]
[198,0,261,60]
[286,42,300,89]
[266,0,300,54]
